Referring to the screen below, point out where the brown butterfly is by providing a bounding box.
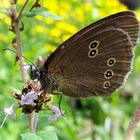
[30,11,139,98]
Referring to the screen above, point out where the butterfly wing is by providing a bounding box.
[44,11,139,98]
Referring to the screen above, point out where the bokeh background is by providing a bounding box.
[0,0,140,140]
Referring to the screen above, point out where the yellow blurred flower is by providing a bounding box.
[43,1,58,13]
[50,28,61,37]
[97,0,127,18]
[84,3,93,11]
[35,15,44,21]
[44,44,56,53]
[56,22,77,34]
[60,1,71,10]
[45,18,54,24]
[74,8,84,22]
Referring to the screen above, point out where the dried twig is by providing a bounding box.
[124,104,140,140]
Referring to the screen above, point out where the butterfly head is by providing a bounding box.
[29,65,41,81]
[29,65,58,94]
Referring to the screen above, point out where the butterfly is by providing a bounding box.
[30,11,139,98]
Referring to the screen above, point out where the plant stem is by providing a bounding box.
[11,1,27,84]
[10,1,38,133]
[29,0,40,11]
[28,112,38,133]
[17,0,29,21]
[33,113,38,133]
[15,23,27,83]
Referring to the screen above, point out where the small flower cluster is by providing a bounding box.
[13,83,51,114]
[1,82,64,127]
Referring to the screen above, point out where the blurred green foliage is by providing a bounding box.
[0,0,140,140]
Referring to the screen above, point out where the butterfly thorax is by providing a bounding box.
[29,65,58,93]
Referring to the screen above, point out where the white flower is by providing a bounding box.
[20,91,38,106]
[1,104,19,128]
[48,105,64,121]
[4,105,18,119]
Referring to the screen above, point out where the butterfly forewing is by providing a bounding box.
[43,11,139,98]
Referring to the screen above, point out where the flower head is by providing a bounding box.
[48,105,64,121]
[20,91,38,106]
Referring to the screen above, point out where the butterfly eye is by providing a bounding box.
[103,81,111,89]
[89,40,99,49]
[107,58,116,67]
[104,69,114,79]
[88,49,98,58]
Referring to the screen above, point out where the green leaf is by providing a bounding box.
[135,56,140,72]
[21,130,59,140]
[24,8,63,20]
[21,132,42,140]
[0,8,7,15]
[38,130,59,140]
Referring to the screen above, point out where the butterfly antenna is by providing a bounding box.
[58,93,64,116]
[3,48,36,67]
